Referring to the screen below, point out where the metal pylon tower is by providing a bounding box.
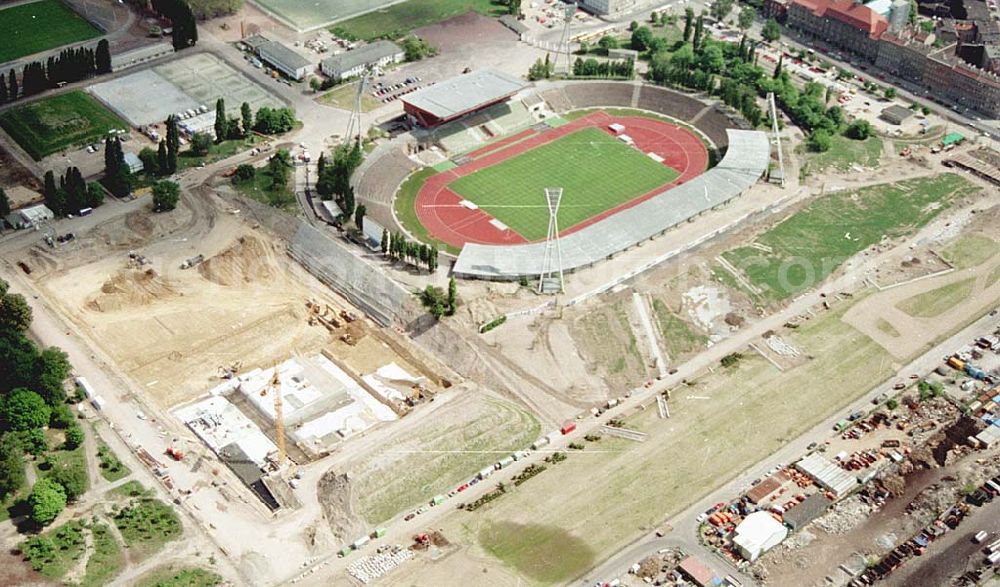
[344,69,370,147]
[538,187,564,294]
[559,2,576,74]
[767,92,786,186]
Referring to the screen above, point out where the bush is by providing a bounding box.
[479,315,507,334]
[886,399,899,410]
[152,181,180,212]
[807,129,832,152]
[720,352,744,368]
[845,119,873,140]
[28,478,67,526]
[63,425,83,450]
[190,132,212,156]
[49,404,75,429]
[233,163,255,182]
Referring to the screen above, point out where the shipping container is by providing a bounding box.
[561,421,577,435]
[512,450,529,461]
[497,456,515,469]
[531,437,550,450]
[974,531,989,543]
[988,551,1000,565]
[352,535,370,549]
[75,376,97,399]
[478,466,494,480]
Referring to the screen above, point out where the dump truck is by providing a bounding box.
[948,356,966,371]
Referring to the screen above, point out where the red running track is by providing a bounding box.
[414,111,709,249]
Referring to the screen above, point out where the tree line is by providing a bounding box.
[150,0,198,51]
[42,166,104,218]
[572,57,635,79]
[0,40,111,103]
[316,142,362,220]
[385,231,438,273]
[0,277,84,527]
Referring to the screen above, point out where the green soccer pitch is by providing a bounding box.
[448,127,679,241]
[0,0,101,64]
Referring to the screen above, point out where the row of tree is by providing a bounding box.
[0,276,82,526]
[150,0,198,51]
[316,142,363,219]
[572,57,635,79]
[0,41,111,103]
[385,231,438,272]
[42,167,104,218]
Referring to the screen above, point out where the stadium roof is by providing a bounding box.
[453,129,770,279]
[403,69,528,120]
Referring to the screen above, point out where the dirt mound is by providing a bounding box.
[87,268,178,312]
[198,236,276,286]
[317,470,363,542]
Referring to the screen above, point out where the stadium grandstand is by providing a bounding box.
[403,69,529,128]
[451,129,770,280]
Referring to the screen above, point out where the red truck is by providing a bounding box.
[560,421,576,435]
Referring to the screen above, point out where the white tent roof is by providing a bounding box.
[733,511,787,558]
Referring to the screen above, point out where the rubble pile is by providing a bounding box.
[813,496,875,534]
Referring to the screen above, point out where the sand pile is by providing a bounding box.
[87,268,177,312]
[198,236,276,286]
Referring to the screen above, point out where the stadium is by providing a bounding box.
[356,71,772,284]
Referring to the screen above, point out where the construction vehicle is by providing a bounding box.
[180,254,204,269]
[414,533,430,546]
[166,447,183,461]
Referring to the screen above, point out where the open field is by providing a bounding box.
[0,0,100,63]
[802,134,882,174]
[346,392,540,524]
[318,82,381,112]
[0,91,126,160]
[722,173,978,301]
[449,127,678,241]
[136,565,222,587]
[650,298,708,360]
[940,234,999,269]
[570,298,651,387]
[897,277,977,318]
[419,298,894,584]
[330,0,501,40]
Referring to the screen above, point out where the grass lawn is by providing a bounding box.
[176,136,259,171]
[96,441,131,483]
[465,298,894,584]
[20,520,88,579]
[0,91,127,160]
[721,173,978,301]
[897,277,976,318]
[80,522,124,587]
[36,429,89,496]
[449,127,678,240]
[876,318,900,337]
[331,0,503,40]
[940,234,999,269]
[136,565,222,587]
[802,134,882,173]
[0,0,100,63]
[318,82,381,112]
[231,167,296,210]
[353,394,539,524]
[113,497,183,561]
[394,167,461,254]
[651,298,707,359]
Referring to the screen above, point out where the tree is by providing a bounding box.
[0,76,6,103]
[807,129,832,152]
[354,204,366,233]
[62,425,83,451]
[683,7,695,42]
[253,106,296,135]
[0,188,9,221]
[49,459,86,500]
[631,26,654,52]
[241,102,253,138]
[884,87,897,99]
[2,388,51,431]
[95,39,112,74]
[381,228,389,255]
[886,398,899,410]
[214,98,226,143]
[138,147,158,176]
[33,346,71,406]
[49,405,75,429]
[233,163,255,182]
[428,245,439,272]
[0,292,32,333]
[598,35,618,51]
[400,36,437,62]
[738,6,755,30]
[845,119,873,140]
[28,478,66,526]
[762,18,781,42]
[446,277,457,316]
[693,15,705,50]
[152,181,180,212]
[8,69,18,101]
[0,433,25,498]
[507,0,521,16]
[165,115,179,174]
[629,20,639,31]
[710,0,735,22]
[191,132,212,156]
[700,44,725,73]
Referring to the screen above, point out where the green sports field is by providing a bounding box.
[449,127,678,241]
[0,91,126,160]
[0,0,100,64]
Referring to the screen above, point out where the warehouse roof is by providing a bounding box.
[796,453,859,497]
[783,493,832,530]
[677,555,719,587]
[259,40,311,71]
[880,104,913,124]
[733,512,788,557]
[453,129,770,279]
[321,40,402,77]
[403,69,528,120]
[746,475,783,503]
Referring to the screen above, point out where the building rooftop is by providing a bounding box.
[796,453,859,496]
[881,104,914,121]
[795,0,889,37]
[677,556,719,587]
[259,40,311,71]
[783,492,833,529]
[453,130,770,279]
[403,69,528,120]
[747,475,784,503]
[321,40,402,77]
[733,511,788,556]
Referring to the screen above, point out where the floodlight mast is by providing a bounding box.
[538,187,564,294]
[344,68,371,147]
[559,3,577,75]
